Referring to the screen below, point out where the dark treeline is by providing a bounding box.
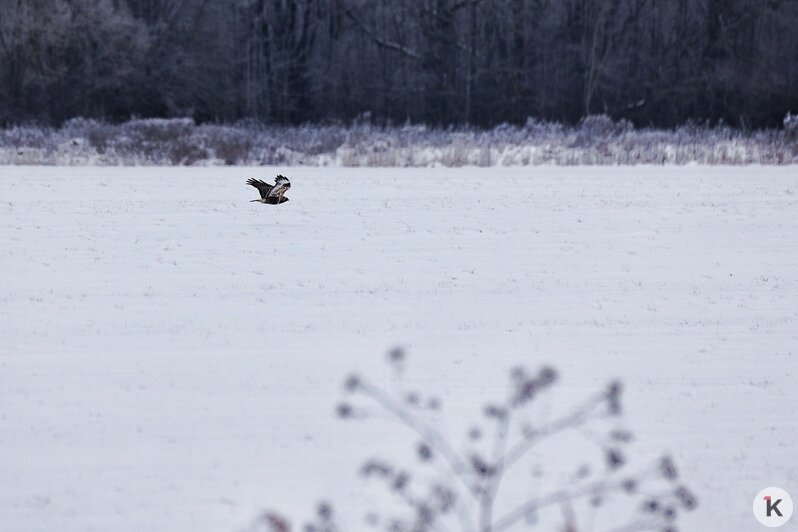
[1,0,797,128]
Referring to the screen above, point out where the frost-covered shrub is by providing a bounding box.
[0,125,52,149]
[784,112,798,140]
[199,126,253,165]
[60,119,116,153]
[122,117,195,142]
[0,117,796,165]
[523,117,563,138]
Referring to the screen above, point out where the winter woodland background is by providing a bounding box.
[3,0,798,127]
[1,0,798,166]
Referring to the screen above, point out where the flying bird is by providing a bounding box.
[247,175,291,205]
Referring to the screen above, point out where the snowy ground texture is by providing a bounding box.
[1,166,797,531]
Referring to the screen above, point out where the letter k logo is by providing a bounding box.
[765,496,784,517]
[754,487,793,527]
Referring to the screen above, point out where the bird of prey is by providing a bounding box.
[247,175,291,205]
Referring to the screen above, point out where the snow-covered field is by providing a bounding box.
[1,166,796,531]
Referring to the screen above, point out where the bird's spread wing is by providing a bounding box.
[267,175,291,197]
[247,178,273,199]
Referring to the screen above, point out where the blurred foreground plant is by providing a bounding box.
[252,349,696,532]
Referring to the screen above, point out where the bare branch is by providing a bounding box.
[344,7,421,61]
[501,390,610,471]
[492,475,630,531]
[357,381,477,496]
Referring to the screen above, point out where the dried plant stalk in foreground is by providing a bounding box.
[255,349,697,532]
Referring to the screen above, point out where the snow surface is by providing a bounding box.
[1,165,797,531]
